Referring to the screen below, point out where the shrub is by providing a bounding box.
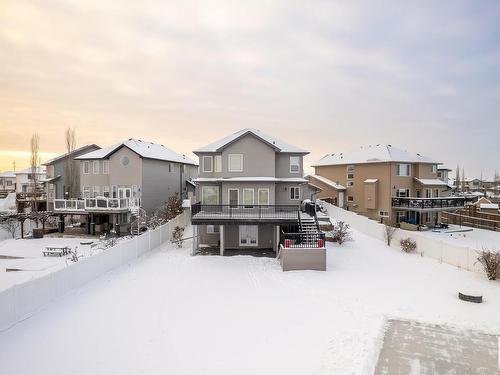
[329,221,352,245]
[172,226,185,248]
[476,249,500,280]
[383,222,397,246]
[400,237,417,253]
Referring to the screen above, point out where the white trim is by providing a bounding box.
[243,188,254,208]
[92,160,100,174]
[202,156,213,173]
[228,154,243,172]
[214,155,222,173]
[83,161,90,174]
[207,225,219,234]
[258,188,270,205]
[239,225,258,247]
[228,188,239,206]
[102,160,109,174]
[289,156,300,173]
[290,186,300,200]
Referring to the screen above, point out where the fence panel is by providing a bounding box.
[150,227,161,250]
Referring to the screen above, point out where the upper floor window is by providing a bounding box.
[396,163,411,177]
[432,165,437,174]
[228,154,243,172]
[169,163,173,173]
[214,155,222,172]
[290,186,300,200]
[83,161,90,174]
[93,161,100,174]
[437,172,442,178]
[102,160,109,174]
[201,186,219,204]
[290,156,300,173]
[397,189,410,198]
[202,156,213,173]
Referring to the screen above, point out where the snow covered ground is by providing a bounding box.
[0,226,499,374]
[418,224,500,250]
[0,237,104,292]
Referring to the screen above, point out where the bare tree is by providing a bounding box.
[65,127,77,198]
[455,165,460,193]
[0,217,20,238]
[30,132,40,211]
[384,222,398,246]
[476,249,500,280]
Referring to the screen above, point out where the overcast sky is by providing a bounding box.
[1,0,499,178]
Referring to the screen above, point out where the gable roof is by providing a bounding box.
[193,128,308,154]
[43,144,101,165]
[313,144,438,167]
[15,166,46,175]
[75,138,197,165]
[306,174,346,190]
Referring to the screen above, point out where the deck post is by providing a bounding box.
[274,225,280,253]
[220,225,225,256]
[191,225,198,256]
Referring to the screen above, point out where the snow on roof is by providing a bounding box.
[193,128,308,154]
[75,138,197,165]
[0,171,16,178]
[480,203,499,210]
[307,174,346,190]
[414,178,447,186]
[364,179,378,183]
[43,144,100,165]
[15,167,46,175]
[313,144,438,166]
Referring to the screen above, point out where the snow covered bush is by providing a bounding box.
[329,221,352,245]
[152,193,183,225]
[383,222,397,246]
[0,217,20,238]
[400,238,417,253]
[476,249,500,280]
[172,226,184,248]
[69,247,80,262]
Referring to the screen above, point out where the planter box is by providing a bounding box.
[280,246,326,271]
[32,228,44,239]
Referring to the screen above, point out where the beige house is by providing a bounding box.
[0,171,16,194]
[312,144,465,226]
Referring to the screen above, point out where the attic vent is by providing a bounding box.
[388,144,392,147]
[416,153,421,156]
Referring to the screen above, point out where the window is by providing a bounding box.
[434,189,439,197]
[397,164,411,176]
[112,185,117,198]
[207,225,220,234]
[169,163,173,173]
[290,156,300,173]
[214,155,222,173]
[228,154,243,172]
[6,180,12,186]
[396,211,407,223]
[239,225,258,246]
[379,211,389,217]
[102,161,109,174]
[83,186,91,198]
[83,161,90,174]
[103,186,110,198]
[397,189,410,198]
[347,165,354,186]
[347,196,354,202]
[258,189,269,205]
[201,186,219,204]
[228,188,239,207]
[437,171,442,178]
[93,186,100,197]
[290,186,300,200]
[426,189,431,198]
[243,188,254,208]
[432,165,437,174]
[202,156,213,172]
[132,185,138,198]
[93,161,100,174]
[347,181,354,187]
[347,173,354,179]
[347,165,354,172]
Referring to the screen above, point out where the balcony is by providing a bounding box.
[391,197,466,212]
[53,197,141,213]
[191,203,300,225]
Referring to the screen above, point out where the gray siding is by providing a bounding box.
[275,153,304,178]
[199,224,274,249]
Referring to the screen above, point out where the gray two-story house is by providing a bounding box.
[191,128,316,255]
[54,138,198,235]
[43,144,101,211]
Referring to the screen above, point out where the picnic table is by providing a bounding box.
[42,246,71,257]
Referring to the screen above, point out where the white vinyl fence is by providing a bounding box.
[320,201,485,275]
[0,211,189,331]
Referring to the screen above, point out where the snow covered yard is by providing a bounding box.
[418,224,500,250]
[0,227,499,374]
[0,237,103,291]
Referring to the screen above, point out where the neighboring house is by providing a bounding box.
[191,128,320,255]
[0,171,16,194]
[306,174,346,207]
[43,144,101,211]
[312,144,465,226]
[15,166,47,211]
[54,138,198,235]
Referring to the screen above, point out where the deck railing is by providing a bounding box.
[281,232,326,248]
[54,197,141,212]
[191,203,300,220]
[391,197,466,210]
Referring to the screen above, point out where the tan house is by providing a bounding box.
[312,144,465,226]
